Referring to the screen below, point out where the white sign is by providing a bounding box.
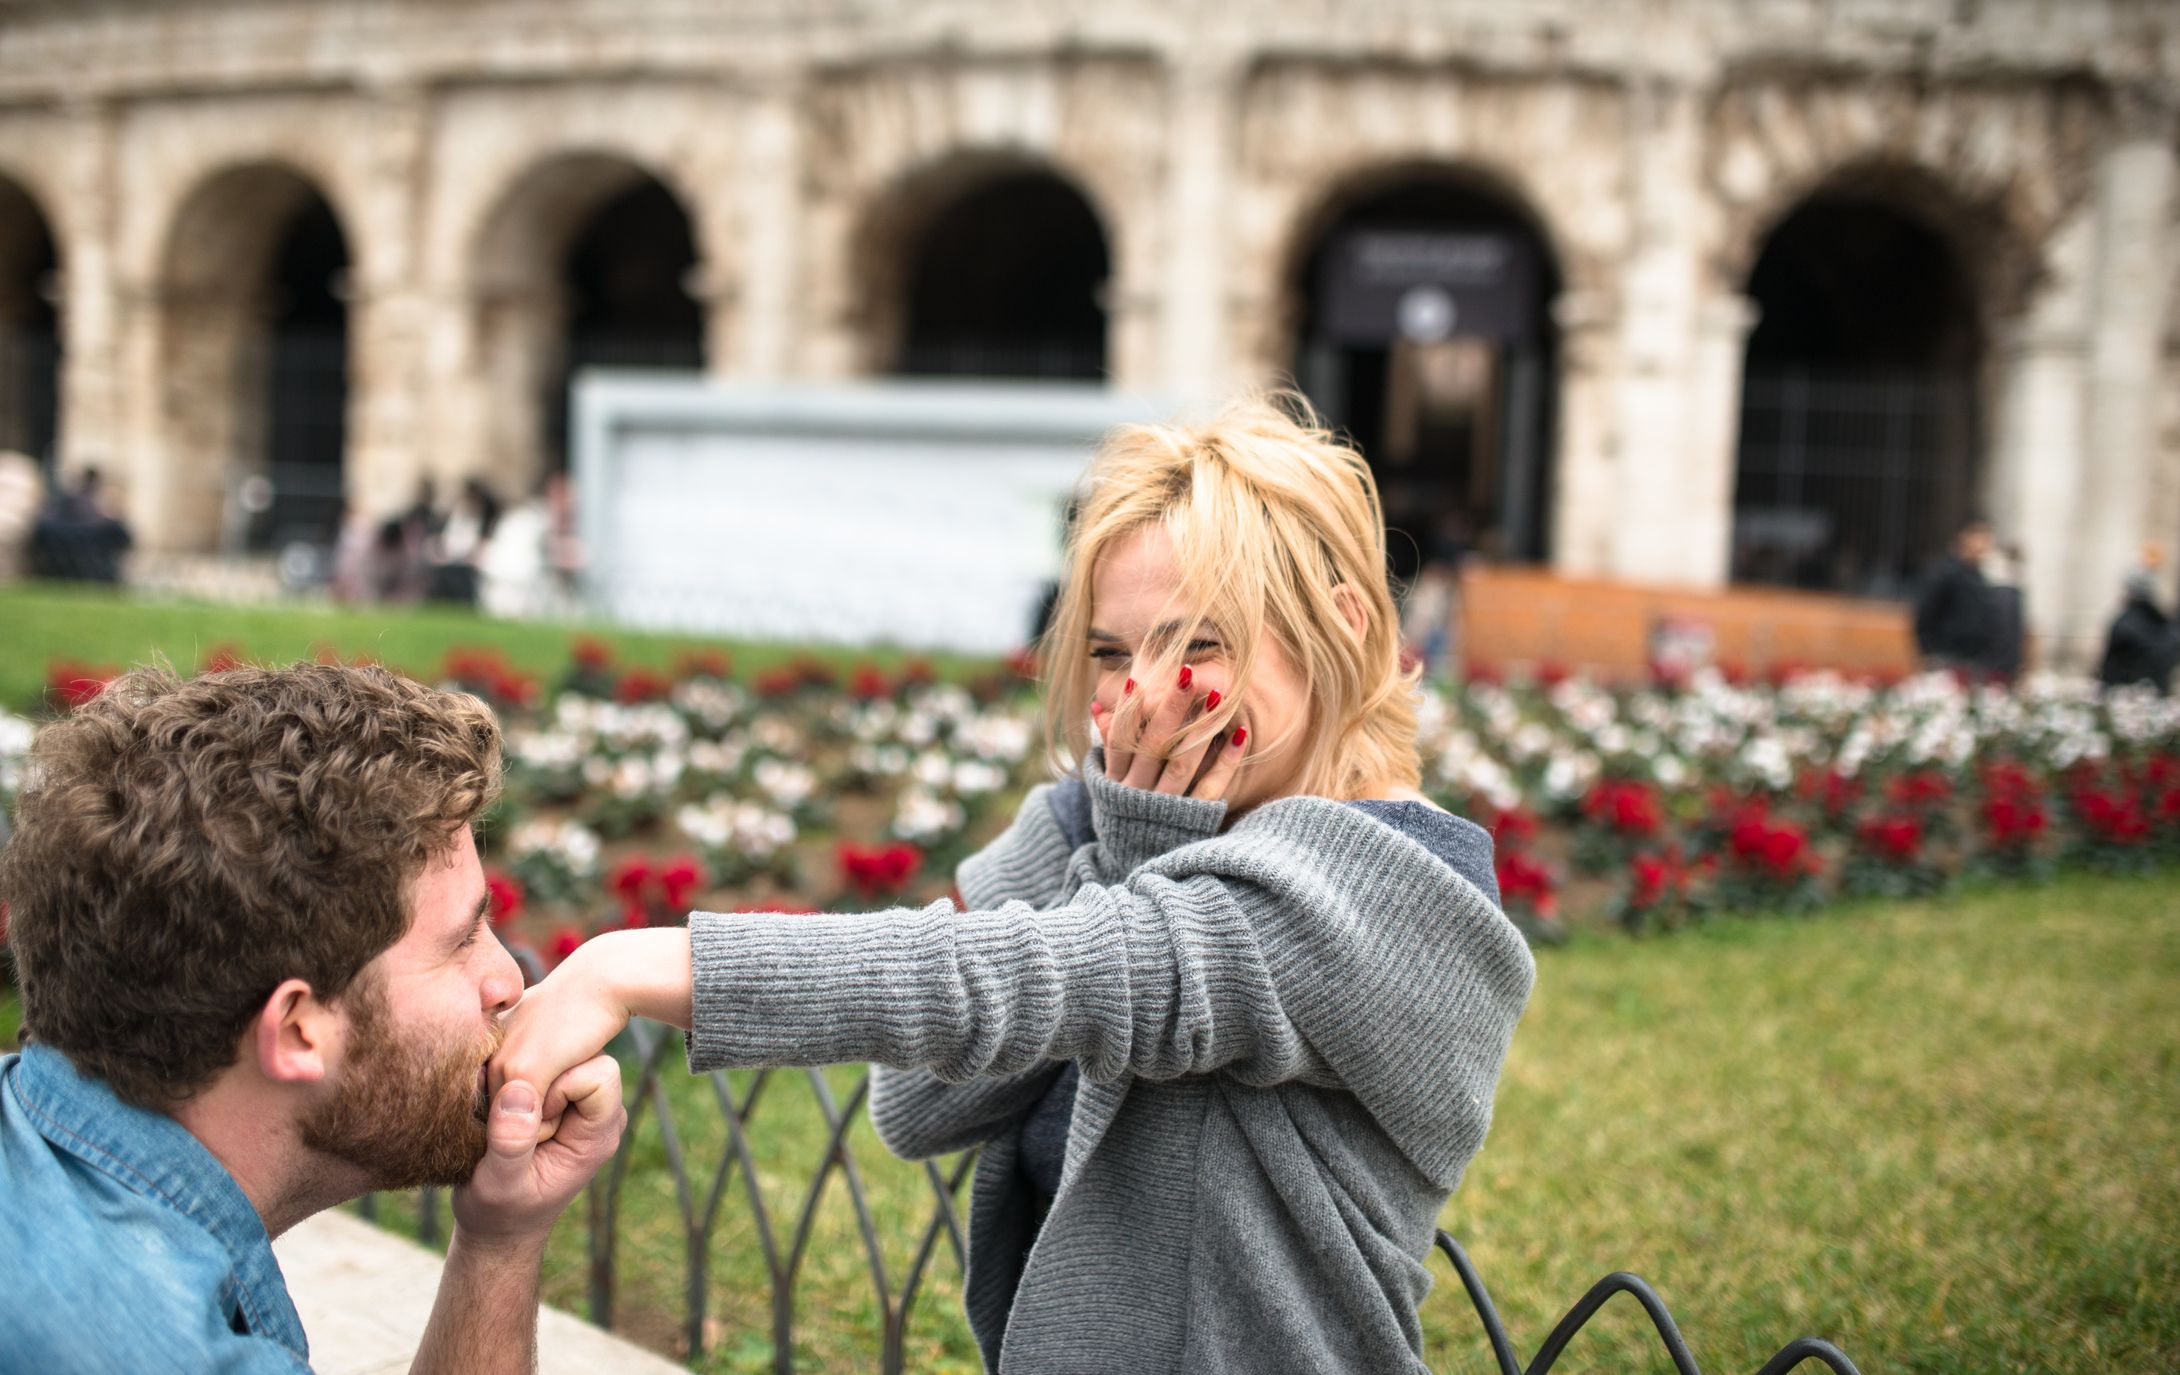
[571,377,1177,653]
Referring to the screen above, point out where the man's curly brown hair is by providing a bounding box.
[0,663,502,1108]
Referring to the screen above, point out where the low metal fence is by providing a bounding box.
[364,1018,1861,1375]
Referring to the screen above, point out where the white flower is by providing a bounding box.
[754,757,816,810]
[892,786,966,844]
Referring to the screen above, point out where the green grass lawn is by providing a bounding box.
[11,874,2168,1373]
[0,582,999,713]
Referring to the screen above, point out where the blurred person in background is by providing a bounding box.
[427,477,501,606]
[29,465,132,583]
[1912,517,1998,676]
[2098,544,2179,694]
[1983,539,2028,682]
[0,450,43,581]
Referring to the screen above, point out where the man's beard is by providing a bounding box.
[300,973,504,1191]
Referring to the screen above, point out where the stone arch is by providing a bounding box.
[1282,160,1566,570]
[852,149,1114,379]
[1727,160,1990,597]
[153,160,355,553]
[466,151,708,490]
[0,172,62,470]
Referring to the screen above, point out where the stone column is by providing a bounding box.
[56,101,123,486]
[1547,289,1620,578]
[1985,207,2094,671]
[346,85,432,516]
[1156,55,1241,400]
[2066,135,2177,664]
[726,82,802,380]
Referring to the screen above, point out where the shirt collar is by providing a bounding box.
[12,1043,309,1361]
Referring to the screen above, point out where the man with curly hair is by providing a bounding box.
[0,663,626,1373]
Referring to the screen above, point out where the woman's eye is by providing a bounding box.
[1089,648,1128,663]
[1186,640,1223,657]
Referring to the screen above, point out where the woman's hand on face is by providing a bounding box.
[1093,666,1249,801]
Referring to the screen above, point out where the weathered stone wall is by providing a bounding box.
[0,0,2173,663]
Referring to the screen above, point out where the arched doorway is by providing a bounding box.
[1290,170,1560,580]
[1730,184,1982,597]
[0,176,61,473]
[875,163,1110,380]
[473,158,704,486]
[159,164,350,552]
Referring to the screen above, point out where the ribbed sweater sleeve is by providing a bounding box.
[692,796,1534,1183]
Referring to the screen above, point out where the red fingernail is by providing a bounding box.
[1231,727,1247,747]
[1124,678,1135,695]
[1205,689,1221,711]
[1178,665,1193,690]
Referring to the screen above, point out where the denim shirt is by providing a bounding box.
[0,1043,312,1373]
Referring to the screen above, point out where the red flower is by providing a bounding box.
[1884,771,1953,810]
[850,664,893,701]
[1484,806,1540,849]
[1005,647,1041,683]
[1856,814,1924,865]
[675,648,733,681]
[615,667,673,705]
[200,643,246,674]
[1536,660,1571,689]
[659,854,707,911]
[1582,779,1663,838]
[548,927,586,966]
[1464,661,1504,688]
[484,869,525,927]
[836,841,924,899]
[901,658,938,687]
[47,660,118,709]
[571,636,615,671]
[1494,852,1558,919]
[1796,767,1862,816]
[792,656,839,691]
[609,857,654,902]
[754,667,802,699]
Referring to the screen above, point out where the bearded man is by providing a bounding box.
[0,663,626,1373]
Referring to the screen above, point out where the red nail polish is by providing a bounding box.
[1178,665,1193,690]
[1124,678,1135,695]
[1231,727,1247,748]
[1205,689,1221,711]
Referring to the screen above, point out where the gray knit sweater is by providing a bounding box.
[685,763,1534,1374]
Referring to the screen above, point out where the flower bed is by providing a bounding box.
[6,649,2179,977]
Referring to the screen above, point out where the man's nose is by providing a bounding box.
[480,943,523,1015]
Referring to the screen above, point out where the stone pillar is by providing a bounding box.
[1986,207,2095,671]
[2065,136,2177,664]
[1548,289,1619,578]
[1603,81,1749,588]
[346,85,432,517]
[1156,55,1240,400]
[726,82,801,380]
[55,102,123,487]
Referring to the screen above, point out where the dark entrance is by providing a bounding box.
[1731,193,1981,598]
[893,171,1109,381]
[552,177,704,469]
[1294,175,1559,581]
[0,178,60,473]
[255,195,349,550]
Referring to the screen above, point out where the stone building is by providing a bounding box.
[0,0,2175,662]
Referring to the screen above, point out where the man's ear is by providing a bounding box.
[1331,584,1371,645]
[249,978,339,1086]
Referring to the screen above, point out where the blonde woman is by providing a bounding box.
[496,397,1535,1374]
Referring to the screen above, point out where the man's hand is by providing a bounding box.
[453,1055,627,1248]
[411,1059,627,1374]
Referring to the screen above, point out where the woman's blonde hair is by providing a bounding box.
[1041,393,1421,802]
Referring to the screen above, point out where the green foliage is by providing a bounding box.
[0,582,995,715]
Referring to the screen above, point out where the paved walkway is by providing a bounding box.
[276,1211,685,1375]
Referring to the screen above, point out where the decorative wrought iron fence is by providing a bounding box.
[364,1019,1862,1375]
